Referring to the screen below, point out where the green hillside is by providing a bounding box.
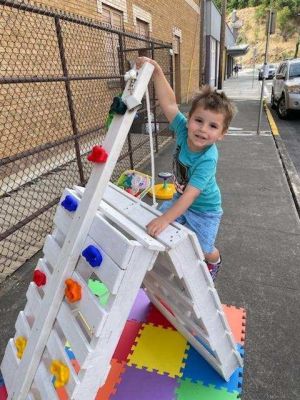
[215,0,299,44]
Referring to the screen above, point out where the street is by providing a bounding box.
[264,79,300,174]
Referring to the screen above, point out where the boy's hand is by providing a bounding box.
[146,215,170,237]
[136,57,159,73]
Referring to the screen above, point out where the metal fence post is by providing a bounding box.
[54,16,85,184]
[119,32,134,169]
[151,43,159,153]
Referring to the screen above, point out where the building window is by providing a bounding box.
[132,5,152,33]
[97,0,128,23]
[136,18,149,37]
[101,5,123,76]
[102,4,124,29]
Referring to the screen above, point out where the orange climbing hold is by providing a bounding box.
[50,360,70,388]
[65,279,82,303]
[15,336,27,359]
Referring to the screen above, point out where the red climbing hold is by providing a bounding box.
[87,145,108,163]
[33,269,47,287]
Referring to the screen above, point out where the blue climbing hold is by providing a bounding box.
[61,195,78,212]
[82,245,103,267]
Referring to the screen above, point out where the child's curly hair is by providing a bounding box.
[189,85,237,132]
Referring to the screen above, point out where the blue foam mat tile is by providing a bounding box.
[181,344,244,393]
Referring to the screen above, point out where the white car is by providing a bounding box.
[271,58,300,119]
[258,63,276,80]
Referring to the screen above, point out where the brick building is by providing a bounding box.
[0,0,203,280]
[33,0,202,102]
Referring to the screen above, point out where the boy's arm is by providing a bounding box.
[136,57,179,123]
[146,185,200,237]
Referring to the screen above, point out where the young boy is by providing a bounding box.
[136,57,236,280]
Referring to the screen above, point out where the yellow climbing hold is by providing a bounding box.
[15,336,27,359]
[49,360,70,388]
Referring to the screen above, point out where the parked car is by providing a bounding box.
[271,58,300,119]
[258,63,276,80]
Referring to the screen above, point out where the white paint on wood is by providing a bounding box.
[1,339,19,394]
[14,312,31,340]
[56,301,92,369]
[46,329,80,396]
[33,362,58,400]
[1,61,243,399]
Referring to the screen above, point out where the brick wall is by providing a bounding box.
[33,0,201,101]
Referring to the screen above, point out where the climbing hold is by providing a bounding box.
[49,360,70,388]
[33,269,47,287]
[65,279,82,303]
[61,195,78,212]
[110,96,127,115]
[82,245,103,267]
[15,336,27,359]
[87,145,108,163]
[105,111,114,130]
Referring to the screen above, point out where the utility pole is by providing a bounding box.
[218,0,227,89]
[257,4,274,135]
[252,46,257,88]
[199,0,206,87]
[294,13,300,58]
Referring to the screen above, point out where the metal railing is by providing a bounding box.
[0,0,173,282]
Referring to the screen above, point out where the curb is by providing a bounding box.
[263,101,300,218]
[263,100,279,135]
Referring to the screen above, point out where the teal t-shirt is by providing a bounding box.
[170,112,222,213]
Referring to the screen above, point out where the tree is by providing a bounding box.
[249,0,261,6]
[277,6,297,41]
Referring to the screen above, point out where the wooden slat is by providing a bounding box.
[100,201,165,251]
[72,271,108,337]
[46,330,80,396]
[25,283,42,322]
[6,63,156,399]
[143,280,212,349]
[71,245,157,400]
[15,312,31,339]
[1,339,19,392]
[75,184,187,248]
[42,235,61,270]
[33,362,58,400]
[75,187,164,252]
[36,258,52,283]
[76,255,124,295]
[56,301,93,368]
[146,290,225,376]
[55,200,139,269]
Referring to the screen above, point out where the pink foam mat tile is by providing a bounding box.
[0,385,7,400]
[113,320,143,362]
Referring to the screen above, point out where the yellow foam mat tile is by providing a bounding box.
[127,323,189,378]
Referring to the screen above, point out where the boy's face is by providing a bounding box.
[187,106,226,151]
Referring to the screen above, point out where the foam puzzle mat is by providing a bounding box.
[0,288,246,399]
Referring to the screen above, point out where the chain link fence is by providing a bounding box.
[0,0,174,282]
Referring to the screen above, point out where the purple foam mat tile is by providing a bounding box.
[128,289,151,322]
[111,365,178,400]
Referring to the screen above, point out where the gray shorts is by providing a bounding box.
[159,196,223,254]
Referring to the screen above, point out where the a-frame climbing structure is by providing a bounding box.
[1,62,243,400]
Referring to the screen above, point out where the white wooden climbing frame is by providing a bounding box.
[1,62,243,400]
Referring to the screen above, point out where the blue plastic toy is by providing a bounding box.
[61,195,78,212]
[82,245,103,267]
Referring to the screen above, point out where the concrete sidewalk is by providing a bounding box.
[144,70,300,399]
[1,70,300,400]
[217,70,300,400]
